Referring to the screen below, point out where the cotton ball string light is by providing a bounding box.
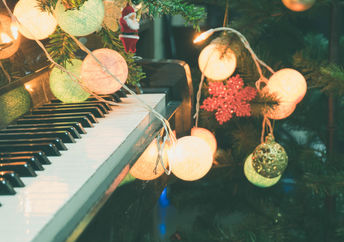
[130,139,169,181]
[103,1,121,32]
[191,127,217,156]
[0,14,21,59]
[169,136,213,181]
[282,0,316,12]
[198,38,237,81]
[263,68,307,119]
[49,59,90,103]
[13,0,57,40]
[54,0,104,36]
[244,154,281,188]
[251,134,288,178]
[81,48,128,94]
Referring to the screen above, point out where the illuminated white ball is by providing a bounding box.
[244,154,281,188]
[130,139,169,181]
[266,102,296,120]
[0,14,21,59]
[198,40,237,81]
[265,68,307,105]
[14,0,57,40]
[282,0,316,12]
[54,0,104,36]
[49,59,90,103]
[170,136,213,181]
[191,127,217,156]
[81,48,128,94]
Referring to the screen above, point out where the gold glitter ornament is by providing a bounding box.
[103,1,121,32]
[252,133,288,178]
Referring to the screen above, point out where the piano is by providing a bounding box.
[0,59,193,242]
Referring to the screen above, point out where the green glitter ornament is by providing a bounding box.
[252,133,288,178]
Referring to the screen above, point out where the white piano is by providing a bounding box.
[0,60,193,242]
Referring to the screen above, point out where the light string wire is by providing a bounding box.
[193,26,276,142]
[69,34,176,174]
[2,0,175,174]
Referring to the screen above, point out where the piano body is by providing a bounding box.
[0,59,193,242]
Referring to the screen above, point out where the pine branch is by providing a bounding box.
[46,27,80,67]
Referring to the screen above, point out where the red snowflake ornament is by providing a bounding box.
[201,74,257,124]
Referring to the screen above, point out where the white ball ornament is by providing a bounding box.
[198,39,237,81]
[244,154,281,188]
[13,0,57,40]
[81,48,128,94]
[191,127,217,156]
[129,139,169,181]
[169,136,213,181]
[54,0,104,36]
[282,0,316,12]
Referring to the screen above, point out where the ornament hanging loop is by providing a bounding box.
[261,115,274,144]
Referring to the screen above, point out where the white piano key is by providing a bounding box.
[0,94,166,242]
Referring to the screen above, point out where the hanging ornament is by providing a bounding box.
[263,68,307,120]
[169,136,213,181]
[201,74,257,124]
[198,37,237,81]
[13,0,57,40]
[251,133,288,178]
[81,48,128,94]
[0,14,21,59]
[129,138,169,181]
[54,0,105,36]
[103,1,121,32]
[119,3,140,53]
[282,0,316,12]
[244,153,281,188]
[191,127,217,156]
[49,59,90,103]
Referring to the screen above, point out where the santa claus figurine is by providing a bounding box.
[119,3,140,53]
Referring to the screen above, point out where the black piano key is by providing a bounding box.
[0,178,16,195]
[0,138,67,151]
[26,112,98,124]
[0,131,75,144]
[112,92,123,102]
[0,143,61,156]
[0,156,44,171]
[116,89,127,98]
[34,106,106,117]
[43,101,112,112]
[16,116,93,128]
[7,122,87,135]
[2,126,81,139]
[0,171,25,187]
[0,162,37,177]
[0,151,50,165]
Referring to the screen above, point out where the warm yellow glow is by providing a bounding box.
[103,1,121,32]
[81,48,128,94]
[0,33,11,43]
[193,29,214,43]
[198,40,237,81]
[0,14,21,59]
[266,68,307,105]
[129,139,169,181]
[282,0,316,12]
[191,127,217,156]
[14,0,57,40]
[169,136,213,181]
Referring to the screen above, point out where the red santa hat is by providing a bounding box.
[121,3,136,19]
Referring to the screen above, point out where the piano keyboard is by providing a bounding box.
[0,93,166,242]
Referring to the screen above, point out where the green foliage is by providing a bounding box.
[46,27,79,67]
[142,0,207,29]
